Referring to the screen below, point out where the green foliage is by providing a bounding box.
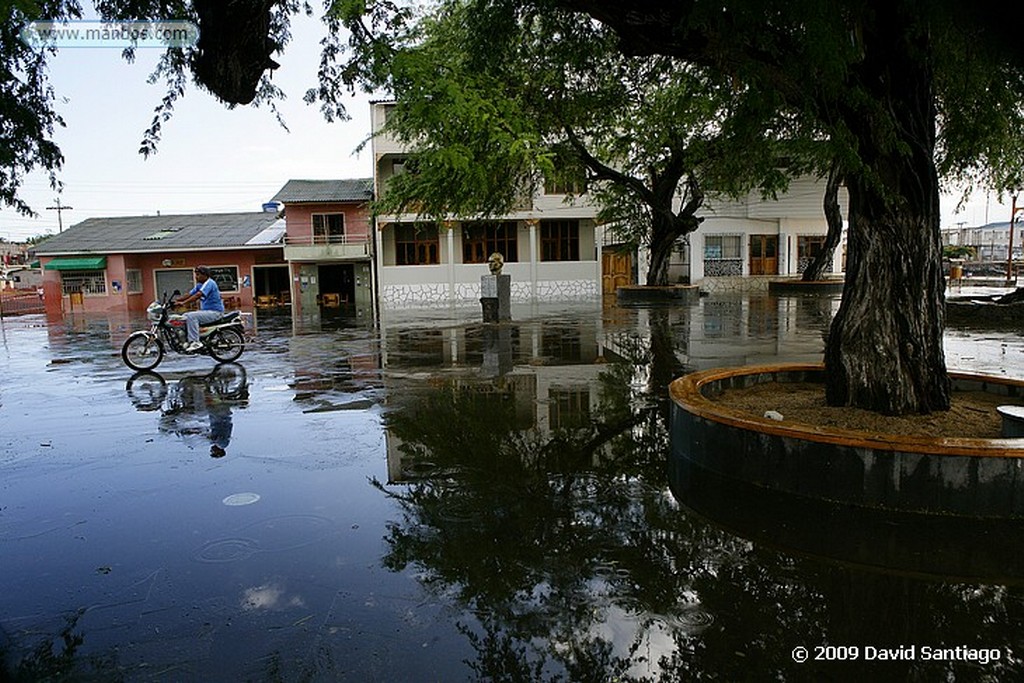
[1,0,80,215]
[943,244,975,260]
[372,0,827,283]
[934,16,1024,202]
[23,232,54,244]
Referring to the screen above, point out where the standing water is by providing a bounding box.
[1,294,1022,680]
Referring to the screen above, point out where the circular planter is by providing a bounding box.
[669,363,1024,518]
[946,298,1024,328]
[616,284,700,306]
[670,455,1024,581]
[767,278,844,295]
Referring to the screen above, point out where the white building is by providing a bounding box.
[941,221,1019,262]
[671,178,848,293]
[371,102,605,308]
[371,101,847,307]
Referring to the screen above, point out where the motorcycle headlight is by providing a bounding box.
[146,302,163,321]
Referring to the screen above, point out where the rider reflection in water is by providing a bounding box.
[173,377,236,457]
[128,364,247,458]
[207,391,232,458]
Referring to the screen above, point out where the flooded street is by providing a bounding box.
[3,294,1024,680]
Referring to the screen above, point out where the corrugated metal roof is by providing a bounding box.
[271,178,373,204]
[33,212,284,255]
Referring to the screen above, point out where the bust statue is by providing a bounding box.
[488,252,504,275]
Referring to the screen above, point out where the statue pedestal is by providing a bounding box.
[480,274,511,322]
[482,324,513,377]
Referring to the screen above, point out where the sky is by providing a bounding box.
[0,11,375,241]
[0,10,1016,242]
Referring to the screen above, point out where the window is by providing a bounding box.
[395,223,440,265]
[797,235,831,274]
[703,234,742,277]
[126,269,143,294]
[540,220,580,261]
[544,167,586,195]
[312,213,346,243]
[208,266,240,292]
[61,270,106,295]
[548,387,591,429]
[462,222,518,263]
[798,235,826,260]
[704,235,741,259]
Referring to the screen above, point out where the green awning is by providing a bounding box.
[44,256,107,271]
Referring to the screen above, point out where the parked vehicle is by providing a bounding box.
[121,292,245,371]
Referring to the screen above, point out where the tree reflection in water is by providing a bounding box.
[378,311,1024,680]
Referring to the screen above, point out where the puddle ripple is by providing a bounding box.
[191,514,338,564]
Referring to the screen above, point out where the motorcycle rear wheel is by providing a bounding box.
[207,327,244,363]
[122,332,165,371]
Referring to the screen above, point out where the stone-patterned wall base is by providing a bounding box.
[699,276,778,294]
[383,280,599,308]
[380,283,452,308]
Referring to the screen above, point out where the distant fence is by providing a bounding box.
[0,291,45,316]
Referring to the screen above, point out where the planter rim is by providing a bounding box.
[669,362,1024,457]
[617,284,698,289]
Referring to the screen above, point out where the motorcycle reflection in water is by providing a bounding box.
[126,363,248,458]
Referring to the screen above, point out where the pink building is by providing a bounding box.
[272,179,375,316]
[33,212,286,316]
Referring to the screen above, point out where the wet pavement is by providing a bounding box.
[2,293,1024,680]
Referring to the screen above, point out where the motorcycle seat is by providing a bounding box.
[209,311,241,325]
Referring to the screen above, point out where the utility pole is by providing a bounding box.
[46,199,73,233]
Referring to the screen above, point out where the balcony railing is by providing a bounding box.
[283,233,372,260]
[284,234,371,246]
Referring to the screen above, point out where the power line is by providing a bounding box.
[46,199,74,232]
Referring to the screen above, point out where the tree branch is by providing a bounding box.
[563,125,656,205]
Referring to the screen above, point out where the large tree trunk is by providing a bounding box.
[645,174,703,286]
[802,163,844,282]
[554,0,952,414]
[646,215,676,286]
[823,10,950,414]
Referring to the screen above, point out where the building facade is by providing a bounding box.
[941,221,1020,262]
[371,101,847,305]
[673,177,848,293]
[33,212,286,316]
[272,179,376,317]
[371,101,607,308]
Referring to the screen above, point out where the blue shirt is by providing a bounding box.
[190,278,224,312]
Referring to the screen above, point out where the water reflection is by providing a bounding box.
[8,296,1024,679]
[378,301,1024,680]
[126,363,248,457]
[378,310,703,678]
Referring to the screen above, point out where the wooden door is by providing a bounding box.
[602,250,632,295]
[750,235,778,275]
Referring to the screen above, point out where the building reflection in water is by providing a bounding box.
[371,298,1024,680]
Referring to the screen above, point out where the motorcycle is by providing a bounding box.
[121,291,245,371]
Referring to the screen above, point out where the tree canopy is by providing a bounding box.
[372,1,832,285]
[531,0,1023,414]
[2,0,302,216]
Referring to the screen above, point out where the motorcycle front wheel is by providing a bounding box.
[207,327,244,363]
[122,332,165,371]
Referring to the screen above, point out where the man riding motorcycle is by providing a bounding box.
[176,265,224,352]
